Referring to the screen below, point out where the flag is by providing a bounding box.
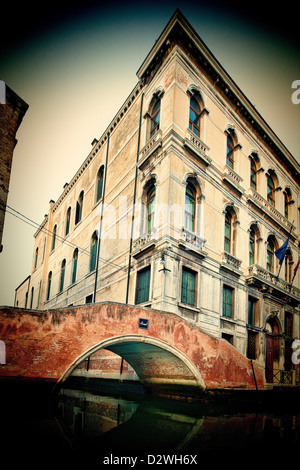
[275,238,290,266]
[275,226,292,266]
[292,259,300,283]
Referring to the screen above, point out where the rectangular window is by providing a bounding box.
[223,286,234,318]
[247,331,257,360]
[136,267,151,304]
[248,297,258,326]
[181,268,196,306]
[222,333,233,345]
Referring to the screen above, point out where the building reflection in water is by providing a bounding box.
[57,387,300,459]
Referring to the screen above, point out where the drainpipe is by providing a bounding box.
[125,92,144,304]
[93,132,110,302]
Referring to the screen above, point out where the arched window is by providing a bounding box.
[150,98,160,138]
[96,166,104,202]
[267,236,275,273]
[250,157,257,190]
[249,224,260,266]
[147,184,156,232]
[224,211,232,253]
[267,174,275,206]
[30,287,34,309]
[65,207,71,236]
[75,191,84,224]
[52,225,57,251]
[71,248,78,284]
[189,95,201,137]
[34,247,39,270]
[285,250,293,283]
[59,259,66,293]
[284,188,292,219]
[224,206,237,255]
[46,271,52,301]
[90,232,98,272]
[226,130,235,169]
[185,182,196,232]
[249,227,255,266]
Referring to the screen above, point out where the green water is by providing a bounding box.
[56,384,300,466]
[2,380,300,468]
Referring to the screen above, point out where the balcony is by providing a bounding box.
[220,252,242,276]
[178,228,207,258]
[247,188,294,236]
[138,131,162,169]
[246,264,300,306]
[132,228,157,258]
[184,130,212,167]
[222,165,244,196]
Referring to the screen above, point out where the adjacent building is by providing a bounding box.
[15,10,300,385]
[0,84,28,252]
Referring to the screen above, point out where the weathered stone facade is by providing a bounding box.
[14,11,300,386]
[0,84,28,252]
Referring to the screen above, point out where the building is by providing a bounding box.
[0,84,29,252]
[15,10,300,385]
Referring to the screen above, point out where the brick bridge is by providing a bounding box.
[0,302,264,390]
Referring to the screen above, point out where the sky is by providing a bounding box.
[0,0,299,306]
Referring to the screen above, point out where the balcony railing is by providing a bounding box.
[132,228,157,257]
[221,252,242,274]
[222,165,244,195]
[138,130,162,167]
[247,188,294,235]
[246,264,300,305]
[179,228,207,256]
[184,130,212,166]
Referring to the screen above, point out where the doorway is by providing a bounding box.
[265,317,280,383]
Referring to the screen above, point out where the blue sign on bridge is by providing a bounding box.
[138,318,149,329]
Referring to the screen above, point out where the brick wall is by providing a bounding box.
[0,302,264,389]
[0,85,28,251]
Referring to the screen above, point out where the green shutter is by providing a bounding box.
[224,215,231,253]
[72,257,77,284]
[223,287,233,318]
[136,267,150,304]
[181,268,195,306]
[90,241,97,271]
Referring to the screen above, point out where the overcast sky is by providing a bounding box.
[1,0,299,306]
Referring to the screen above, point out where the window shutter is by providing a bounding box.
[181,268,196,306]
[136,267,150,304]
[223,287,233,318]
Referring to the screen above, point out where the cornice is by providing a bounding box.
[137,9,300,184]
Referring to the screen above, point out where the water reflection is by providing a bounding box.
[57,386,300,462]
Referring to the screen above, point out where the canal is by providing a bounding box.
[1,379,300,468]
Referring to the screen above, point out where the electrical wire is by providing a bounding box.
[0,201,128,272]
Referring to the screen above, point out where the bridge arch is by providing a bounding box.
[57,334,206,390]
